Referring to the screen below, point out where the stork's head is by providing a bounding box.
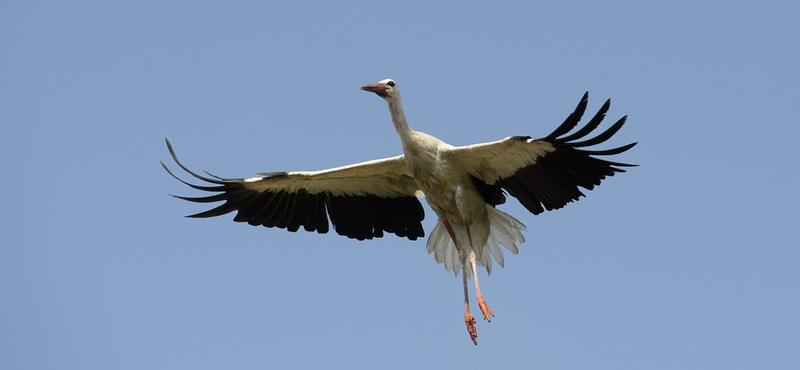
[360,79,398,100]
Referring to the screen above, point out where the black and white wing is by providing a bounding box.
[161,139,425,241]
[452,92,637,214]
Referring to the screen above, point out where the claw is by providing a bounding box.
[477,296,494,322]
[465,312,478,345]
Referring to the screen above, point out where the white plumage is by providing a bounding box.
[162,78,636,345]
[427,205,525,277]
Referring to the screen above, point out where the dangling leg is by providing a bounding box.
[442,219,477,345]
[464,218,494,322]
[460,247,477,344]
[469,251,494,321]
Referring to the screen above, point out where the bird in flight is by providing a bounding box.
[162,79,636,345]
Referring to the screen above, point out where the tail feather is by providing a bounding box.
[426,206,526,277]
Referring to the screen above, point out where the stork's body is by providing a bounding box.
[372,82,491,253]
[162,79,636,345]
[364,80,500,341]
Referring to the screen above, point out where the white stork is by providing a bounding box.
[162,79,636,345]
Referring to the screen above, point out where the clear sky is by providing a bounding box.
[2,1,798,369]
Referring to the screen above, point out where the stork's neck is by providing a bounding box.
[386,97,414,141]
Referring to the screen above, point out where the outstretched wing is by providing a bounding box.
[452,92,637,214]
[161,139,425,240]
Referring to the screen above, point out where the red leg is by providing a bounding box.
[469,250,494,322]
[442,219,478,345]
[465,219,494,322]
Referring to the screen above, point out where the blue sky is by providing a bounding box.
[2,1,798,369]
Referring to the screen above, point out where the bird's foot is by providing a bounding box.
[477,296,494,322]
[465,312,478,345]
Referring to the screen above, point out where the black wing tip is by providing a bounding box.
[499,93,637,215]
[547,96,633,151]
[161,138,230,185]
[544,92,592,141]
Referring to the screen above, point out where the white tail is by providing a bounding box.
[426,206,526,277]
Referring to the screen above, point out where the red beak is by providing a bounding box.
[360,83,388,98]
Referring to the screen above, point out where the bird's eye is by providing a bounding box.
[387,81,396,87]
